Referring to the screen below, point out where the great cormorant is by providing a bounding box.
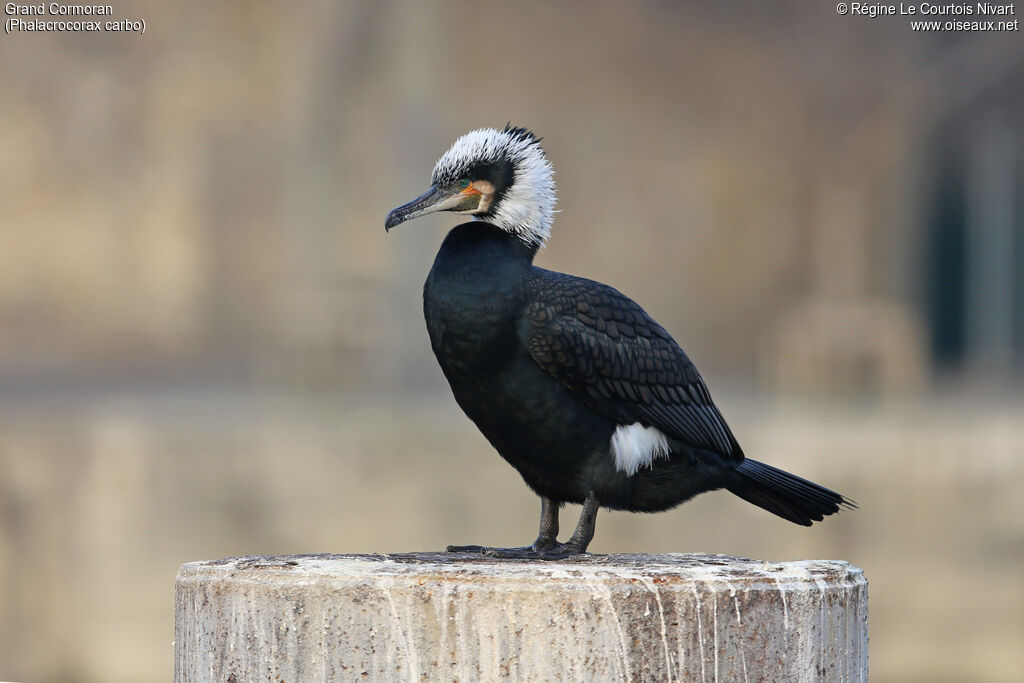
[386,125,853,559]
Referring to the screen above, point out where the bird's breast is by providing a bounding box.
[425,275,514,363]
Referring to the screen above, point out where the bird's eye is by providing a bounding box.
[457,179,471,189]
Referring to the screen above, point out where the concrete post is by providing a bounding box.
[175,553,867,682]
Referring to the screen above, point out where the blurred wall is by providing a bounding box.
[1,1,1023,681]
[2,0,1020,395]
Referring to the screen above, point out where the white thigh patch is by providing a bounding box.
[611,423,670,476]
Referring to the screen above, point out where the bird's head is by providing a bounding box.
[385,125,556,248]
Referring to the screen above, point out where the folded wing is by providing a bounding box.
[522,270,743,462]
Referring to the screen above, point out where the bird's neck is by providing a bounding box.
[423,222,535,364]
[438,222,540,262]
[427,223,536,301]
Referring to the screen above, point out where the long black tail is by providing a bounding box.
[725,459,855,526]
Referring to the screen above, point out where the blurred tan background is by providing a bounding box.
[2,1,1023,681]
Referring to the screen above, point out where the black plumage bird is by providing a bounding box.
[386,125,853,559]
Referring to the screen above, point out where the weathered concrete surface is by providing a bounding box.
[174,553,867,682]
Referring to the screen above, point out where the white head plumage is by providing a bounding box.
[431,126,556,247]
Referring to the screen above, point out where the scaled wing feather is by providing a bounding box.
[522,270,742,461]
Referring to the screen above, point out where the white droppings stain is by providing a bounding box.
[815,576,829,680]
[504,591,523,680]
[726,581,742,625]
[712,594,720,683]
[437,583,451,673]
[638,575,675,681]
[692,584,707,683]
[453,585,470,678]
[377,580,419,683]
[593,577,633,682]
[677,618,687,683]
[774,577,790,630]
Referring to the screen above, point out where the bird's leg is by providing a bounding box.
[533,496,560,550]
[446,493,599,561]
[536,490,598,559]
[446,496,559,555]
[564,491,598,552]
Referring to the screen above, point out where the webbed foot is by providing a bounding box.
[445,492,598,561]
[446,539,581,560]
